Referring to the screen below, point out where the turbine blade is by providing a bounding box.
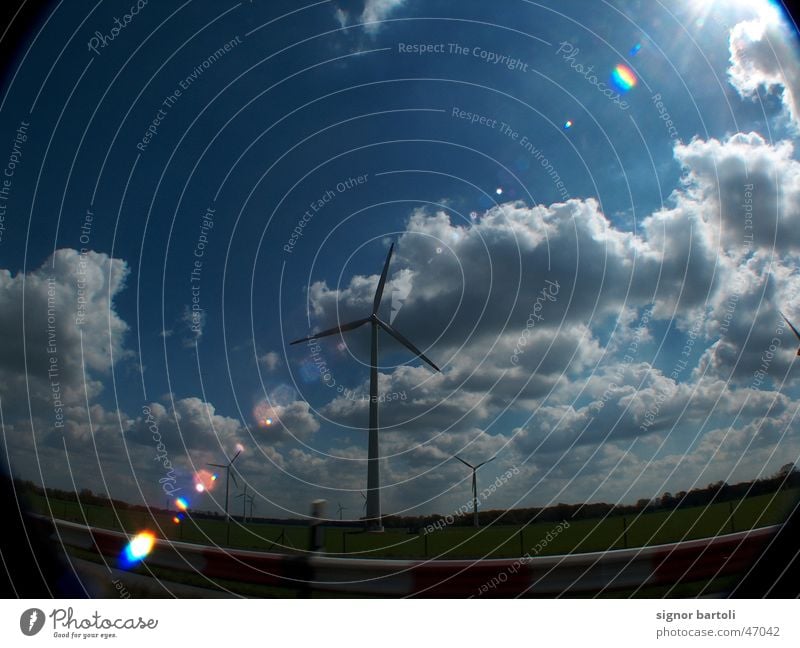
[376,317,440,372]
[290,317,370,345]
[475,457,496,469]
[230,471,239,488]
[207,463,226,468]
[372,242,395,313]
[781,312,800,341]
[230,449,242,464]
[454,455,474,469]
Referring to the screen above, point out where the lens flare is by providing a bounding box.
[629,43,641,56]
[611,64,637,92]
[563,120,573,129]
[121,531,155,567]
[172,516,181,524]
[495,187,503,195]
[195,483,205,493]
[211,473,218,481]
[175,497,188,511]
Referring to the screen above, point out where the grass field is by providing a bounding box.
[26,487,800,560]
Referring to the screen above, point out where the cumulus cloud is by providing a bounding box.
[728,15,800,128]
[127,397,246,452]
[286,128,800,512]
[0,248,129,420]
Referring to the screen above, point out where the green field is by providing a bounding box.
[27,487,800,560]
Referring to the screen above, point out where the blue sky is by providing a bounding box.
[2,0,800,521]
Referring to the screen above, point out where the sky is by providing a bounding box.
[1,0,800,522]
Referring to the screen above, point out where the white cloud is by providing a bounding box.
[0,248,129,420]
[362,0,406,32]
[333,0,407,35]
[728,16,800,128]
[259,351,282,372]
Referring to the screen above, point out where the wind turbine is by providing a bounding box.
[247,494,255,520]
[781,312,800,355]
[208,449,241,544]
[360,491,367,517]
[455,455,496,528]
[235,483,252,522]
[337,502,347,521]
[291,242,441,531]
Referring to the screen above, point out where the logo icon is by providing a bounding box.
[20,608,45,636]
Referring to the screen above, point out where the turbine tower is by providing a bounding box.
[455,455,495,528]
[337,502,347,521]
[208,449,241,544]
[291,243,440,531]
[235,483,252,522]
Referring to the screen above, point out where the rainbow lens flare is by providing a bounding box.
[175,497,188,511]
[172,516,181,524]
[211,473,218,481]
[121,531,155,567]
[564,120,573,129]
[629,43,641,56]
[611,64,637,92]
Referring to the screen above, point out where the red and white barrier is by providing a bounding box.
[41,515,777,597]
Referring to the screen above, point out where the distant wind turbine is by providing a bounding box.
[337,502,347,520]
[208,449,241,544]
[455,455,496,528]
[291,242,441,531]
[781,312,800,355]
[235,483,253,522]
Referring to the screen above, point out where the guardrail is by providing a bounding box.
[41,515,778,597]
